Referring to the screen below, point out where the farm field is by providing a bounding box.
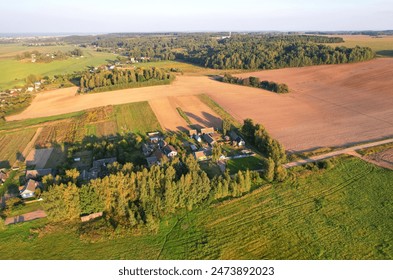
[213,58,393,152]
[1,157,392,259]
[5,58,393,152]
[0,128,37,168]
[114,101,162,134]
[150,96,222,132]
[328,35,393,57]
[0,46,117,89]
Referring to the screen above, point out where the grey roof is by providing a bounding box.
[92,158,117,168]
[163,145,177,155]
[202,134,216,145]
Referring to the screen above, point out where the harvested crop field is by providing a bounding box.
[150,96,222,131]
[210,58,393,152]
[7,58,393,152]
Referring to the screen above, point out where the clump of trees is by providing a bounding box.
[221,74,289,93]
[15,48,83,63]
[79,67,175,93]
[242,119,287,181]
[0,94,33,120]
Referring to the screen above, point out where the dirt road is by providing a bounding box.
[284,138,393,168]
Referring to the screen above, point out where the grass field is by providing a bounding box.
[1,157,392,259]
[227,156,264,173]
[0,128,37,168]
[329,35,393,57]
[114,101,162,135]
[0,45,117,90]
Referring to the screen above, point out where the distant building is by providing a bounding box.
[194,151,208,161]
[0,170,8,184]
[148,132,162,143]
[162,145,178,157]
[202,133,216,146]
[189,129,197,136]
[201,127,214,135]
[190,144,198,151]
[26,169,53,180]
[229,131,245,147]
[20,179,41,199]
[92,158,117,169]
[146,156,159,167]
[194,134,202,142]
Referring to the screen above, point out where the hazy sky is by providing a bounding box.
[0,0,391,33]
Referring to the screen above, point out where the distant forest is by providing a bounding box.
[64,34,374,70]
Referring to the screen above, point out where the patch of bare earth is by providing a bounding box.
[364,148,393,170]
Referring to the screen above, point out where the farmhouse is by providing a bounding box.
[92,158,117,169]
[229,131,245,147]
[20,179,41,199]
[189,129,197,136]
[146,156,159,167]
[202,133,216,146]
[194,151,207,161]
[0,170,8,184]
[26,169,53,180]
[194,148,212,161]
[194,134,202,142]
[201,127,214,134]
[148,132,163,143]
[163,145,178,157]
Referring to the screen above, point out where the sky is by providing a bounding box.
[0,0,392,33]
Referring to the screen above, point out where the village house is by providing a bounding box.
[26,169,53,180]
[202,133,216,146]
[201,127,215,135]
[194,148,212,161]
[229,131,246,147]
[162,145,178,157]
[148,132,163,143]
[146,156,159,167]
[19,179,41,199]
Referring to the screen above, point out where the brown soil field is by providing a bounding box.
[150,96,222,131]
[216,58,393,152]
[7,58,393,152]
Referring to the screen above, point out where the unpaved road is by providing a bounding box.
[284,138,393,168]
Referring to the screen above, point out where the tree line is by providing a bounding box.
[221,73,289,93]
[79,67,175,93]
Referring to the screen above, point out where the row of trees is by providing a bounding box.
[221,74,289,93]
[79,67,174,93]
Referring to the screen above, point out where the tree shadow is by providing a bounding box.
[376,50,393,57]
[0,160,10,169]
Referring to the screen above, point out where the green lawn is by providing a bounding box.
[0,47,117,90]
[1,157,392,259]
[114,101,162,135]
[227,156,264,173]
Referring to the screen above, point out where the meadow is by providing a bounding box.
[329,35,393,57]
[0,157,392,259]
[227,156,264,173]
[0,44,117,90]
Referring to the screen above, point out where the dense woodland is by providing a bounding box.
[221,73,289,93]
[0,94,32,120]
[70,34,374,70]
[79,67,174,93]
